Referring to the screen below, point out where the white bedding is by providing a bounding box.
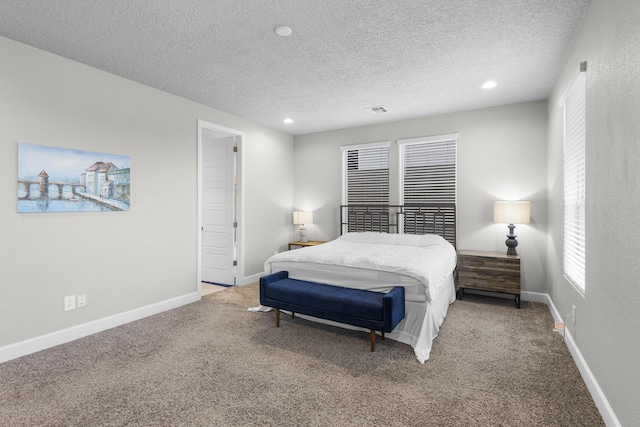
[265,232,456,303]
[261,232,458,363]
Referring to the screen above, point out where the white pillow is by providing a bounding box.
[339,232,449,247]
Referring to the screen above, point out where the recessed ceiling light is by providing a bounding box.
[274,25,292,37]
[283,118,293,124]
[482,81,498,89]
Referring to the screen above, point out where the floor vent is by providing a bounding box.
[363,105,389,114]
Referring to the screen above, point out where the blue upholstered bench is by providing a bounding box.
[259,271,405,352]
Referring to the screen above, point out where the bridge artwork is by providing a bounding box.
[17,143,131,213]
[18,180,87,200]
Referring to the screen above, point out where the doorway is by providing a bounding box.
[197,120,244,289]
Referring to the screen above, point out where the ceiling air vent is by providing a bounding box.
[363,105,389,115]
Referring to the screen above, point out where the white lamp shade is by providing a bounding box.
[494,201,531,224]
[293,211,313,225]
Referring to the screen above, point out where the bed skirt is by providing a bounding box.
[290,274,456,363]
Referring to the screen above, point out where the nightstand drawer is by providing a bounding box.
[458,270,520,293]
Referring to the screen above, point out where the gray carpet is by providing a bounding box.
[0,284,603,426]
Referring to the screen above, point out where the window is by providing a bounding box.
[561,64,586,292]
[398,134,458,204]
[341,141,390,232]
[341,141,390,204]
[398,134,457,237]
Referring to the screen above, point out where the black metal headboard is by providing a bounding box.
[340,204,456,248]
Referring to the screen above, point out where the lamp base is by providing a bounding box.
[505,223,518,256]
[299,225,308,243]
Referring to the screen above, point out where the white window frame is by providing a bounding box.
[561,66,586,293]
[340,141,390,205]
[397,133,458,204]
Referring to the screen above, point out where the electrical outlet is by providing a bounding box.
[77,294,87,308]
[572,305,576,322]
[64,295,76,311]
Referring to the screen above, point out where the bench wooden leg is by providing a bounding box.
[382,331,385,340]
[276,308,280,327]
[370,330,376,352]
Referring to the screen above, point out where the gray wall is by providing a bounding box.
[0,36,293,347]
[547,0,640,424]
[294,100,549,293]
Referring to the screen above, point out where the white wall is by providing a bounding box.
[0,36,293,350]
[547,0,640,424]
[293,100,548,293]
[243,128,295,266]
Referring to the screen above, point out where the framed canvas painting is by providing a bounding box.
[17,143,130,213]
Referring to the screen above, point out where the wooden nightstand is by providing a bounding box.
[457,250,521,308]
[287,240,326,250]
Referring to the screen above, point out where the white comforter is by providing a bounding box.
[264,232,457,303]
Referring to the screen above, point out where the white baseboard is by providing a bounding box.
[241,272,263,286]
[520,290,548,304]
[0,292,200,364]
[533,292,621,427]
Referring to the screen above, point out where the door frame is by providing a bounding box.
[197,119,245,290]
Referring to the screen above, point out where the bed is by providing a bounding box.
[263,203,457,363]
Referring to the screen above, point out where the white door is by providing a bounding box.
[201,135,236,286]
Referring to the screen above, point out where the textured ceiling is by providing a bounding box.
[0,0,592,135]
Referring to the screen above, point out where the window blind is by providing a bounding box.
[562,68,586,292]
[341,142,389,204]
[341,142,390,232]
[398,134,457,204]
[398,134,457,237]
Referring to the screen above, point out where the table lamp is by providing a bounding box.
[293,211,313,242]
[494,201,530,256]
